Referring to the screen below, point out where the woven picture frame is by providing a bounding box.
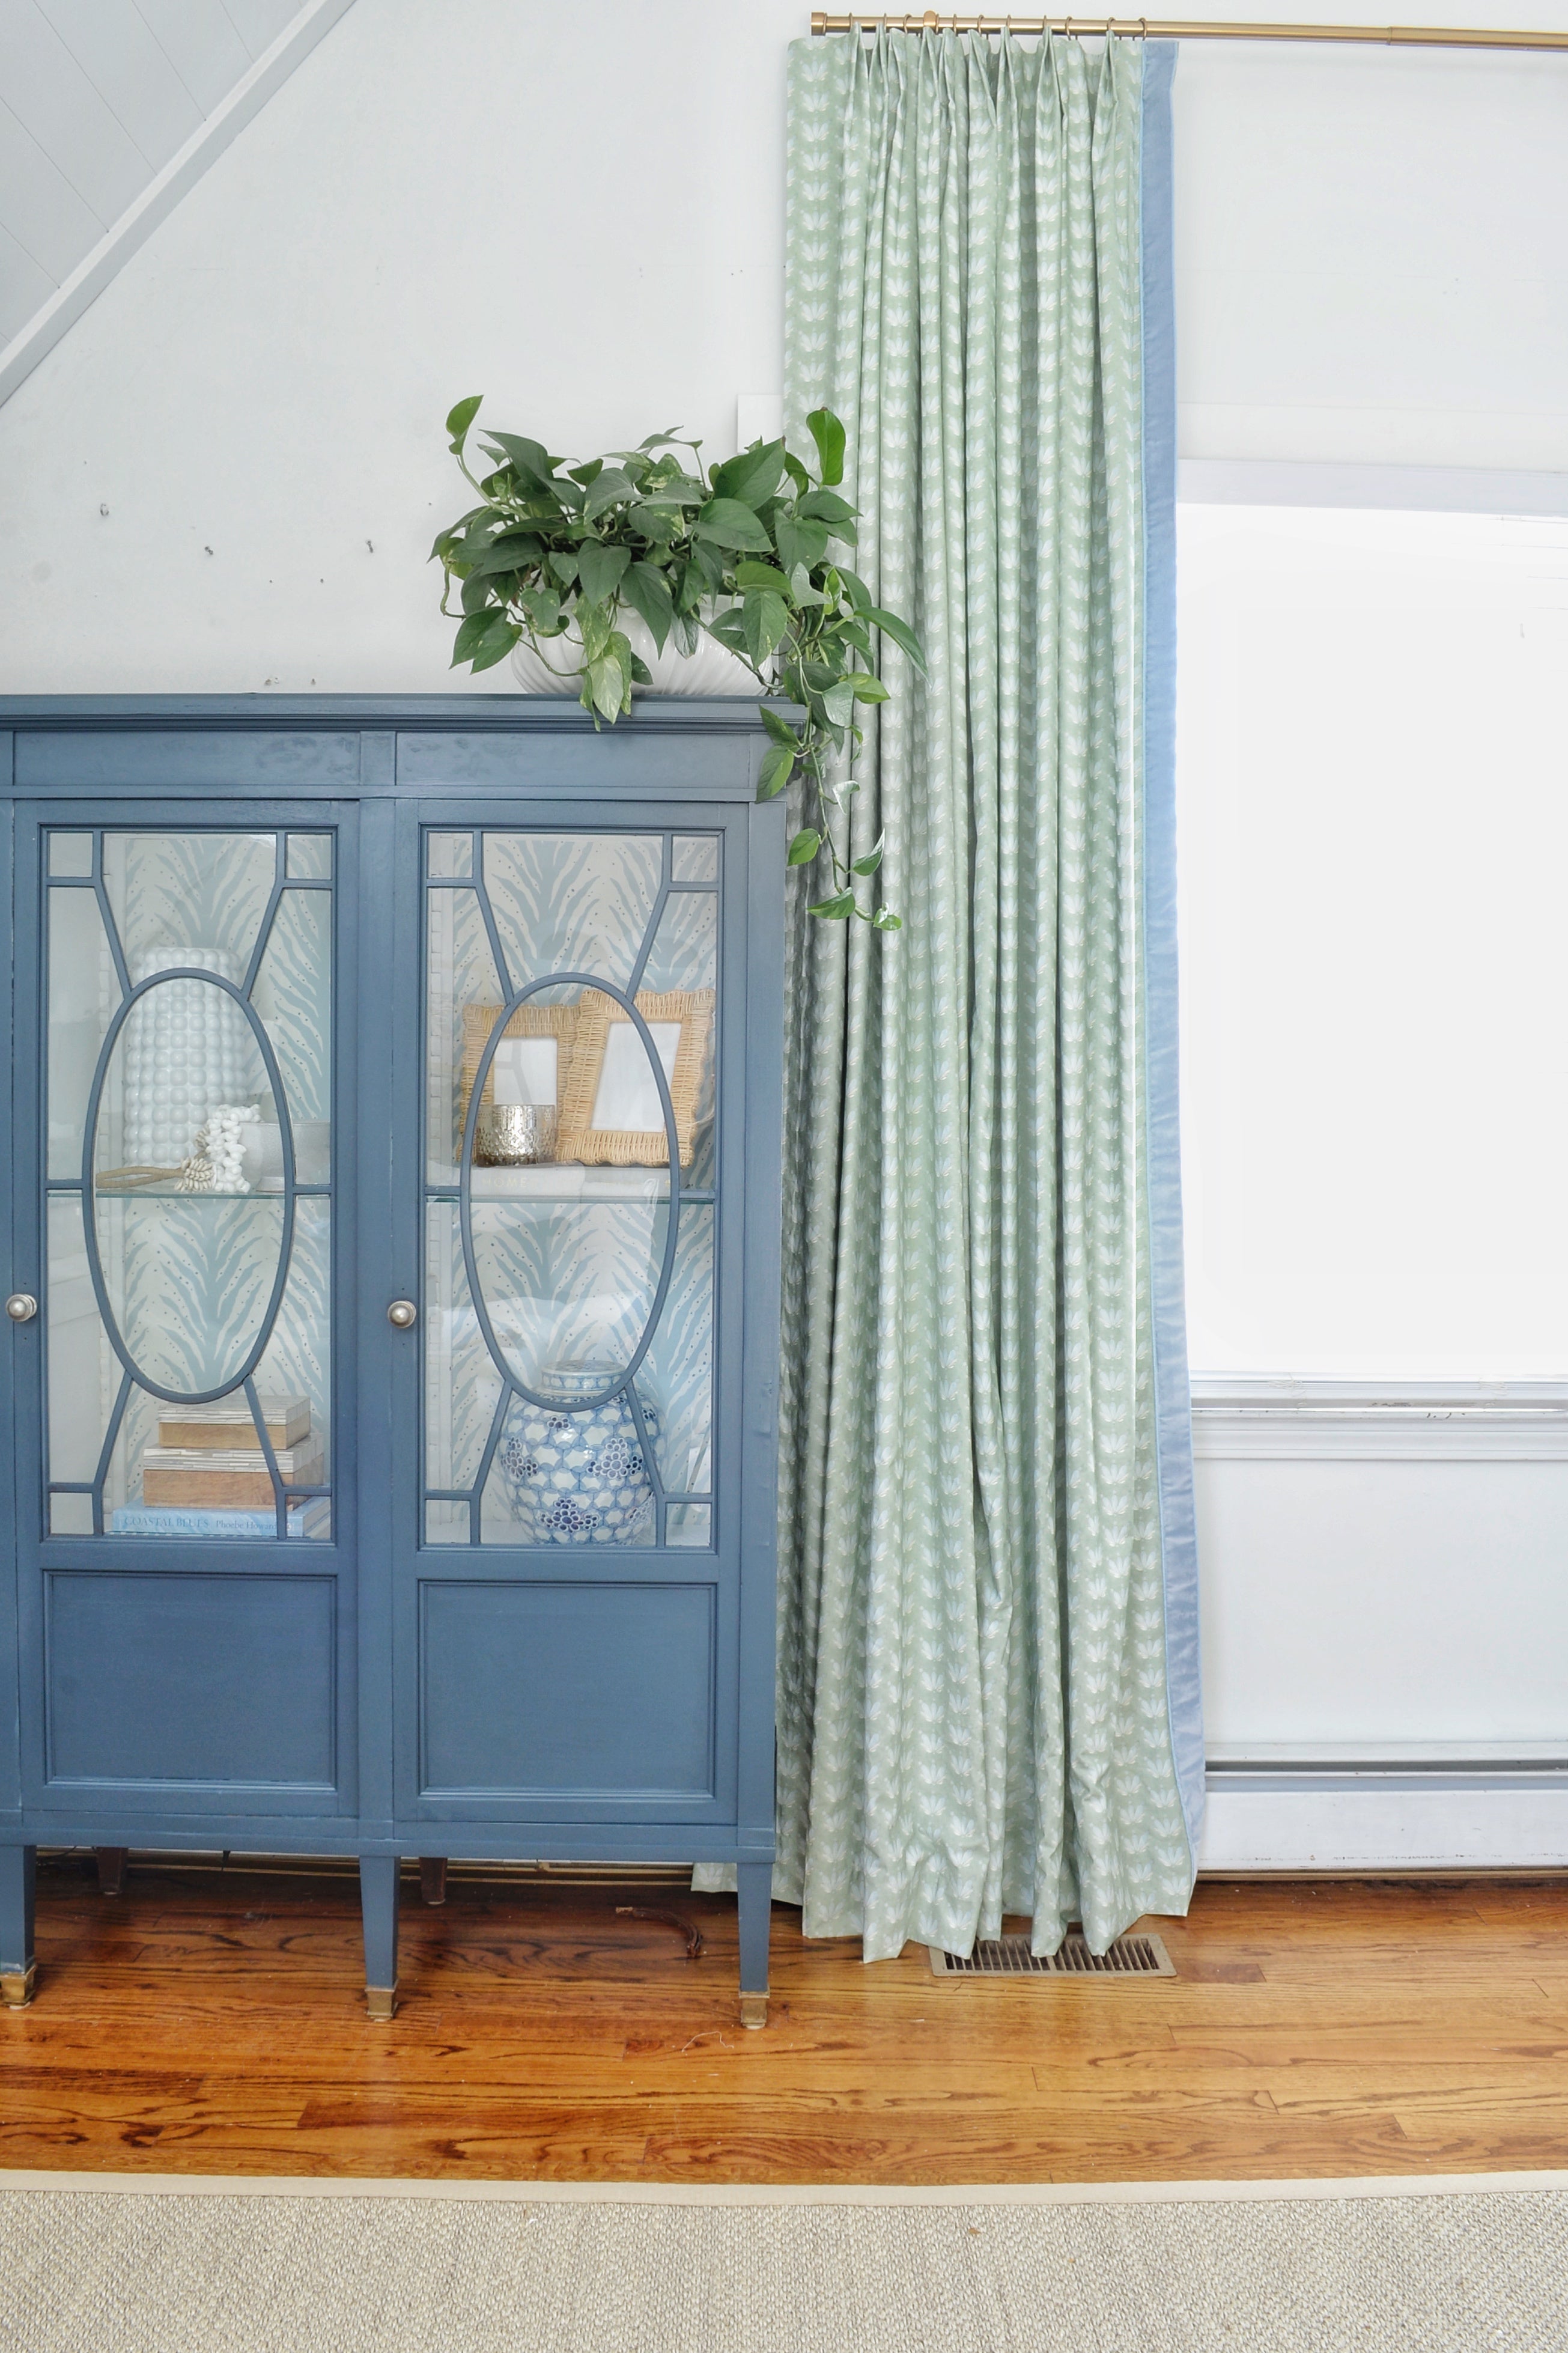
[458,1001,580,1141]
[556,988,715,1169]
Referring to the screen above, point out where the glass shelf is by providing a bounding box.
[428,1161,688,1203]
[91,1184,326,1201]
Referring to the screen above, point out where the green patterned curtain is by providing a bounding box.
[774,29,1202,1960]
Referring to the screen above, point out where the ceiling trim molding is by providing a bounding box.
[0,0,357,412]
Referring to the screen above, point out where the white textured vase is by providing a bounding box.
[509,604,766,698]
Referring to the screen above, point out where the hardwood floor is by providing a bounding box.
[4,1855,1568,2184]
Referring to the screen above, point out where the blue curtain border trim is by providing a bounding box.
[1139,39,1206,1866]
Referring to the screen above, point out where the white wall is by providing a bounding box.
[0,0,795,692]
[2,0,1566,1857]
[5,1,1568,691]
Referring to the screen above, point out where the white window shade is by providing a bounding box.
[1178,502,1568,1380]
[1174,46,1568,470]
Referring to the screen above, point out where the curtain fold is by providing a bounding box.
[773,28,1202,1960]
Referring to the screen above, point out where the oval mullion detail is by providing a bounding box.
[457,969,684,1417]
[80,969,299,1408]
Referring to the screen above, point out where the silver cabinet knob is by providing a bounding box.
[386,1299,418,1329]
[5,1294,37,1324]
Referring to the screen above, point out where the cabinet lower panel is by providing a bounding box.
[419,1577,716,1801]
[44,1568,338,1790]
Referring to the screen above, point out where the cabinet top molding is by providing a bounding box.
[0,695,786,734]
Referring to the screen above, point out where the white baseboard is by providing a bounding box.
[1200,1778,1568,1873]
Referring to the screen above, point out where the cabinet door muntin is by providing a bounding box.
[423,824,720,1551]
[41,824,336,1542]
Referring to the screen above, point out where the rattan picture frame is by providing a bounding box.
[556,988,715,1169]
[459,1000,580,1143]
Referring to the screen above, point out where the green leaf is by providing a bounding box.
[576,543,630,607]
[799,487,859,530]
[865,606,927,672]
[711,439,787,510]
[787,827,821,866]
[807,890,855,920]
[586,634,633,721]
[781,451,811,496]
[871,906,902,932]
[582,466,637,522]
[638,427,685,449]
[466,533,545,578]
[451,606,519,672]
[850,671,890,702]
[479,430,557,486]
[821,679,854,728]
[460,568,499,613]
[837,567,874,611]
[689,539,727,594]
[621,559,675,652]
[743,589,790,666]
[789,563,827,607]
[520,585,562,634]
[693,496,774,553]
[630,502,682,544]
[671,608,700,656]
[735,560,789,592]
[705,605,750,654]
[446,394,483,454]
[568,458,604,488]
[774,513,830,575]
[852,832,885,875]
[756,743,795,800]
[805,408,846,487]
[548,552,579,586]
[628,651,653,686]
[758,705,799,749]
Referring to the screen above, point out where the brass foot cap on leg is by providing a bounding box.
[365,1983,397,2023]
[1,1965,36,2010]
[738,1992,769,2030]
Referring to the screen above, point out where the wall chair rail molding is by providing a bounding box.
[1191,1377,1568,1462]
[1193,1377,1568,1868]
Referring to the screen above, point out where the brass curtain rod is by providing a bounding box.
[811,11,1568,48]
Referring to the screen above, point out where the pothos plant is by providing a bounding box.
[433,397,923,928]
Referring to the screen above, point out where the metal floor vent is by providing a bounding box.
[929,1931,1174,1979]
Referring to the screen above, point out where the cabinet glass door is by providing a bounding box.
[43,827,335,1540]
[422,826,719,1551]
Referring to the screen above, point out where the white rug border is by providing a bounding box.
[1,2169,1566,2208]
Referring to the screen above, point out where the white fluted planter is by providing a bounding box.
[509,605,767,697]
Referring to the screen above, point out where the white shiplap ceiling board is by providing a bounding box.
[0,0,356,403]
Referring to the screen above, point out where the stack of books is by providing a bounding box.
[112,1394,329,1538]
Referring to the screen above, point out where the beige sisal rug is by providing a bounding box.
[0,2171,1563,2351]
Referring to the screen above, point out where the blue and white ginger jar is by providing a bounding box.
[499,1364,658,1545]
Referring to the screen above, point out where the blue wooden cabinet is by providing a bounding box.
[0,698,785,2024]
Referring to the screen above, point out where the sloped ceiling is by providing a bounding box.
[0,0,355,404]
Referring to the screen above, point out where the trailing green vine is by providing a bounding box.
[433,398,923,928]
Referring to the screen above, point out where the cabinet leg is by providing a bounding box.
[1,1846,37,2009]
[359,1856,399,2021]
[418,1857,448,1907]
[95,1847,129,1898]
[736,1860,771,2030]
